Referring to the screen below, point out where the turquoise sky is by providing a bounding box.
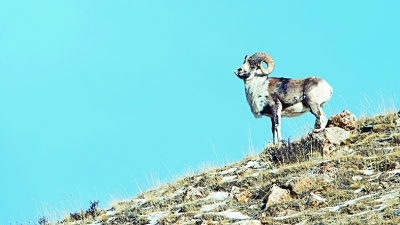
[1,1,399,223]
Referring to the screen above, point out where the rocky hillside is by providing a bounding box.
[55,110,400,225]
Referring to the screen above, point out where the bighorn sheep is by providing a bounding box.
[234,52,333,144]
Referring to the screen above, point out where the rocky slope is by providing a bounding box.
[56,110,400,225]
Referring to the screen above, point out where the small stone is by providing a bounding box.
[231,186,240,197]
[231,186,251,204]
[307,192,327,207]
[275,209,300,218]
[237,191,251,204]
[233,220,262,225]
[175,216,191,225]
[201,220,219,225]
[310,192,327,203]
[184,186,203,201]
[317,162,338,179]
[361,125,373,133]
[352,175,363,181]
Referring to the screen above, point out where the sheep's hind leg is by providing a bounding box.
[271,117,278,144]
[308,102,328,133]
[271,116,282,144]
[276,114,283,142]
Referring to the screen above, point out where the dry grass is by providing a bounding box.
[40,108,400,225]
[358,91,399,116]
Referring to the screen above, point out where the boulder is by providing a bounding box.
[312,127,350,155]
[266,185,291,207]
[286,177,316,196]
[324,127,351,145]
[327,109,357,130]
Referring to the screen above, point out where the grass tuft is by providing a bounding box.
[263,136,323,165]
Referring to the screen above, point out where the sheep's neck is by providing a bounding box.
[244,76,270,119]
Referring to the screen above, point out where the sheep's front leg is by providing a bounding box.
[271,101,283,144]
[271,117,277,144]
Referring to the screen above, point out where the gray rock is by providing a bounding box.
[324,127,351,145]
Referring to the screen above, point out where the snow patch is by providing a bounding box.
[352,175,363,181]
[87,221,101,225]
[132,199,147,206]
[200,202,226,212]
[348,209,382,217]
[359,169,374,175]
[204,192,230,201]
[375,191,399,202]
[147,211,169,225]
[327,194,375,212]
[244,161,260,169]
[216,209,250,220]
[354,188,364,194]
[171,187,186,197]
[273,212,302,220]
[106,210,116,216]
[221,175,237,183]
[220,168,237,175]
[387,169,400,174]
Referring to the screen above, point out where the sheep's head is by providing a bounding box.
[234,52,275,80]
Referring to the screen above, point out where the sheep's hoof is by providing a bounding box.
[313,128,324,133]
[273,141,284,147]
[266,141,283,148]
[266,143,275,148]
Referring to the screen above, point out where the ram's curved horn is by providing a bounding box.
[251,52,275,75]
